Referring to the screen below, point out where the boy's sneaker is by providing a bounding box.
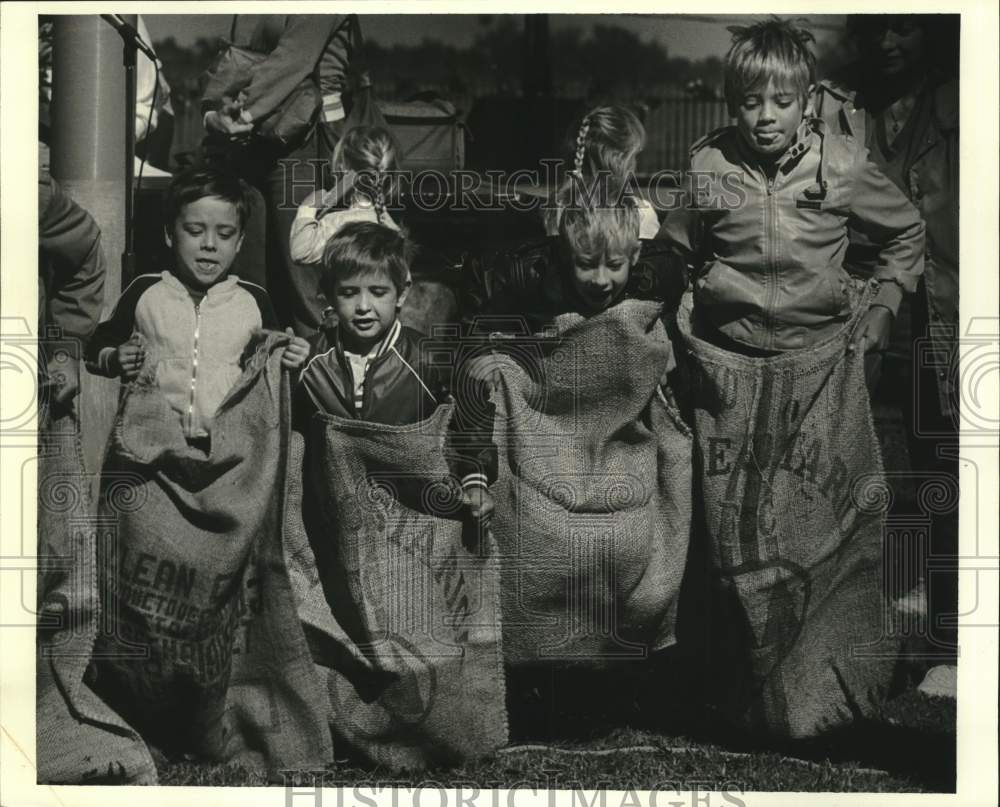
[917,665,957,699]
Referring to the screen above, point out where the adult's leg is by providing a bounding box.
[231,183,268,289]
[200,140,269,290]
[263,123,340,338]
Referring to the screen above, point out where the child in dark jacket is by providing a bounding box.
[458,197,692,432]
[295,221,496,522]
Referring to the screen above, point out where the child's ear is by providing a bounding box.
[804,83,817,117]
[235,229,246,254]
[164,227,173,249]
[395,279,412,311]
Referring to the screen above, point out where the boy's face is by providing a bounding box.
[735,78,807,160]
[570,251,635,314]
[165,196,244,291]
[332,269,408,352]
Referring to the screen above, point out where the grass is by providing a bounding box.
[156,678,955,792]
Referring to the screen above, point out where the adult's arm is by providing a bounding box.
[39,175,106,346]
[240,15,348,124]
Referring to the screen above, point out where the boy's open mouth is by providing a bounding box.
[353,318,377,331]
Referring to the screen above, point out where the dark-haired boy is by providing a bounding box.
[85,167,310,443]
[297,220,496,523]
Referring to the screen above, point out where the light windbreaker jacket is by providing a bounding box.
[658,118,925,352]
[86,271,277,438]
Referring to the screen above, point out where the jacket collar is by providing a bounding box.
[821,72,957,157]
[334,318,402,368]
[160,270,240,300]
[733,118,817,181]
[777,119,819,172]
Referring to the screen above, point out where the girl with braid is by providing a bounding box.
[544,105,660,239]
[290,125,400,266]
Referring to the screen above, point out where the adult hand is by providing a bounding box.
[848,306,893,355]
[204,109,254,138]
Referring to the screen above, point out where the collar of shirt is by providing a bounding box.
[339,318,403,370]
[340,319,403,411]
[160,270,239,300]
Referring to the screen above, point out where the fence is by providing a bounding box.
[166,95,732,175]
[637,98,731,175]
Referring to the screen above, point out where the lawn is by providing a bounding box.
[157,680,955,792]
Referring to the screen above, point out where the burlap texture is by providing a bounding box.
[676,284,900,738]
[91,330,332,770]
[285,405,507,770]
[37,401,158,785]
[477,299,692,665]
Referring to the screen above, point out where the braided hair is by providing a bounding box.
[573,114,592,177]
[329,125,398,223]
[545,105,645,231]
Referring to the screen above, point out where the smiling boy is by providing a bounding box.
[659,18,925,356]
[86,168,309,444]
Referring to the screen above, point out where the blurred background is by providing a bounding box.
[41,14,852,176]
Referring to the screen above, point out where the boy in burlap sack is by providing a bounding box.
[289,222,506,769]
[659,18,926,738]
[81,169,331,770]
[86,168,310,449]
[464,198,692,737]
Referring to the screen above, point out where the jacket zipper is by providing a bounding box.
[763,171,778,350]
[189,300,201,435]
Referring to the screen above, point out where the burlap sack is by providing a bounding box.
[476,299,692,665]
[37,401,157,785]
[284,405,507,770]
[91,331,332,770]
[676,284,900,739]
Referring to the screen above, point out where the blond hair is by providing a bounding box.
[546,105,646,233]
[724,17,816,116]
[330,126,399,225]
[558,198,641,268]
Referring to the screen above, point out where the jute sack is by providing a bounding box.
[676,283,900,739]
[474,299,692,665]
[91,331,332,769]
[37,401,157,784]
[285,405,507,770]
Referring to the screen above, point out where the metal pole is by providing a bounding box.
[122,20,138,283]
[51,15,127,478]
